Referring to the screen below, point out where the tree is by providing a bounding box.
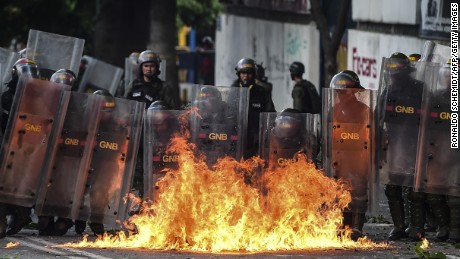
[149,0,180,105]
[177,0,222,36]
[0,0,95,51]
[309,0,351,88]
[93,0,150,67]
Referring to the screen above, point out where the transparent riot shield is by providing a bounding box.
[158,60,166,82]
[377,57,425,187]
[0,47,19,88]
[415,63,460,197]
[26,29,84,80]
[322,88,377,215]
[0,78,71,206]
[143,109,183,202]
[124,57,139,96]
[420,41,451,63]
[259,112,315,171]
[190,85,249,167]
[34,92,99,219]
[77,96,144,226]
[78,55,124,95]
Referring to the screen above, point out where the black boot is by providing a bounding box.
[53,218,74,236]
[426,194,449,241]
[0,203,6,239]
[74,220,86,235]
[447,196,460,243]
[89,222,105,236]
[406,191,426,241]
[38,216,55,236]
[385,185,407,240]
[387,199,407,240]
[6,205,32,236]
[350,212,366,241]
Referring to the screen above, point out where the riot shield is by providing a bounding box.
[77,55,124,95]
[123,57,139,96]
[25,29,84,80]
[190,85,249,167]
[259,112,316,171]
[0,78,70,206]
[77,96,144,226]
[158,60,166,82]
[322,88,377,214]
[420,41,451,63]
[34,92,100,219]
[415,63,460,197]
[377,57,425,187]
[143,109,182,202]
[0,47,19,89]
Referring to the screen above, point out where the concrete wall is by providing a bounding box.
[215,13,320,111]
[347,29,425,90]
[352,0,420,25]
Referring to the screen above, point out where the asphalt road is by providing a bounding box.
[1,223,460,259]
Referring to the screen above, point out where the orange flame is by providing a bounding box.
[420,237,429,250]
[66,135,387,252]
[5,242,20,248]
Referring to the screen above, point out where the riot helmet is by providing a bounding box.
[408,53,421,66]
[330,70,363,89]
[148,100,171,126]
[129,52,140,65]
[93,89,116,112]
[201,36,214,50]
[289,61,305,75]
[235,58,256,87]
[235,58,256,75]
[138,50,161,78]
[386,52,413,76]
[199,85,222,113]
[12,58,40,79]
[273,108,302,139]
[148,100,169,110]
[255,62,267,81]
[50,69,76,87]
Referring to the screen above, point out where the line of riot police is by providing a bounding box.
[1,30,457,244]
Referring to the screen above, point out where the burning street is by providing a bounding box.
[1,129,459,258]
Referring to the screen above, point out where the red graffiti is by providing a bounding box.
[352,47,378,78]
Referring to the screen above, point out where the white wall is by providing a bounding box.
[347,29,426,90]
[352,0,420,25]
[215,14,320,111]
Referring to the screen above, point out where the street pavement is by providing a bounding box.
[1,188,459,258]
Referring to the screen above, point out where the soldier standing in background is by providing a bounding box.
[230,58,275,159]
[289,61,321,114]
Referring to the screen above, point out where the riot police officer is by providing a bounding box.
[87,89,120,235]
[125,50,179,197]
[266,108,306,170]
[326,70,374,241]
[415,60,457,242]
[143,100,181,202]
[0,58,40,237]
[36,69,78,236]
[289,61,321,114]
[196,86,233,124]
[379,52,425,241]
[255,62,273,97]
[231,58,275,158]
[125,50,178,109]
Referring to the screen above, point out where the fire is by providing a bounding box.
[66,135,386,252]
[5,242,20,248]
[420,237,429,250]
